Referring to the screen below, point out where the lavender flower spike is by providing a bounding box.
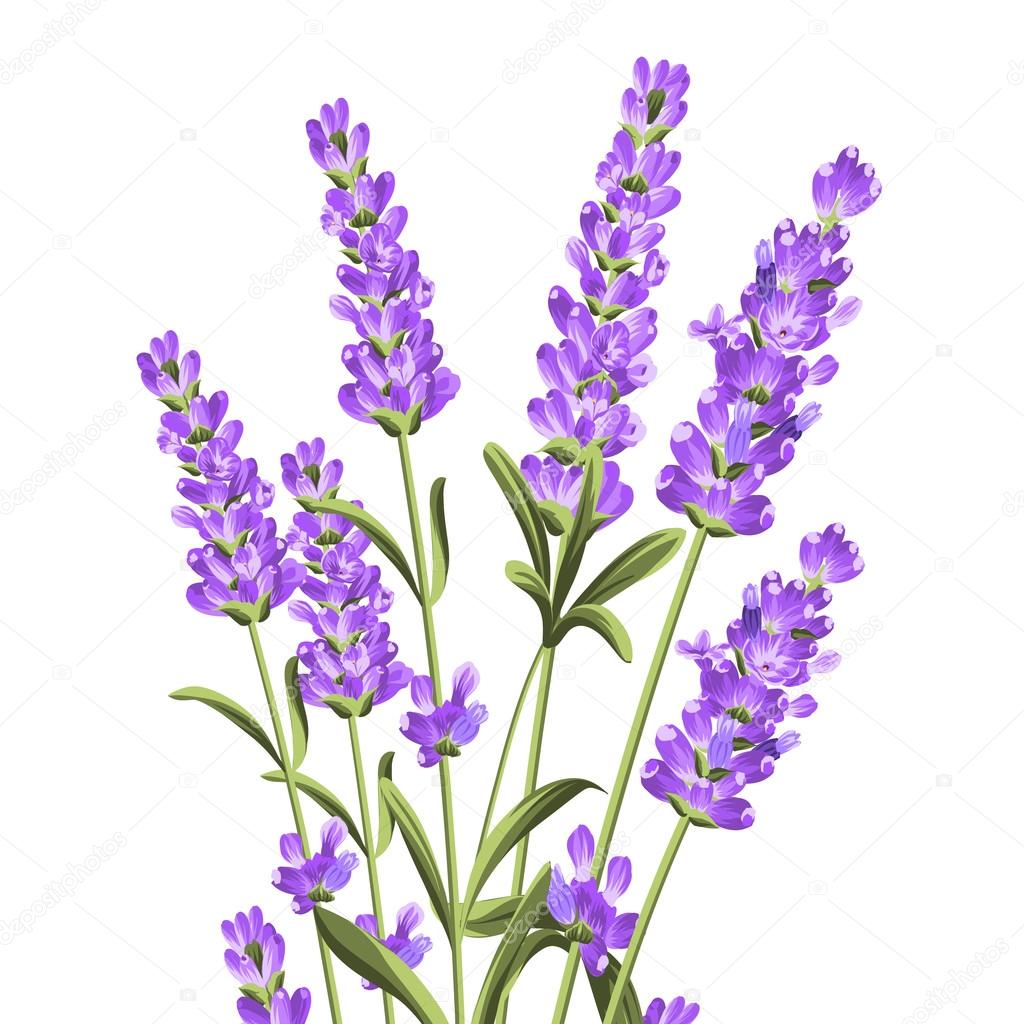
[307,98,460,434]
[356,903,433,989]
[400,662,488,766]
[272,817,359,914]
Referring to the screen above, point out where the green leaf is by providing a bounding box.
[261,769,365,854]
[284,657,308,770]
[368,408,409,437]
[464,778,602,918]
[471,866,564,1024]
[376,752,396,856]
[379,778,451,937]
[315,908,450,1024]
[169,687,281,767]
[680,502,737,539]
[748,315,765,348]
[574,528,686,608]
[537,500,573,536]
[552,604,633,662]
[539,436,582,466]
[429,477,449,606]
[643,124,674,145]
[303,497,419,600]
[463,895,521,938]
[483,442,551,584]
[587,953,646,1023]
[807,276,836,294]
[551,448,603,615]
[238,983,268,1006]
[321,692,374,719]
[505,560,555,644]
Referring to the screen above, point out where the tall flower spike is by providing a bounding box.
[658,150,881,538]
[136,334,304,625]
[307,99,460,435]
[279,438,419,716]
[643,523,863,826]
[523,57,689,525]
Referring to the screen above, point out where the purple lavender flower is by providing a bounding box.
[644,996,701,1024]
[237,988,312,1024]
[137,330,200,410]
[546,825,637,977]
[272,818,359,914]
[222,907,285,989]
[813,145,882,230]
[800,522,865,587]
[355,903,433,989]
[400,663,488,767]
[521,454,633,527]
[307,98,460,433]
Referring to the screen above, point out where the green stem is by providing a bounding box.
[247,624,344,1024]
[601,818,690,1024]
[348,717,395,1024]
[550,527,707,1023]
[510,643,556,893]
[396,433,465,1024]
[477,645,545,853]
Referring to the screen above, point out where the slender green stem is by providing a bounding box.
[396,433,465,1024]
[348,717,395,1024]
[510,643,556,892]
[601,818,690,1024]
[247,624,344,1024]
[477,645,545,853]
[550,527,708,1024]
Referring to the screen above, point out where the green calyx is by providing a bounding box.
[434,736,461,758]
[309,884,335,905]
[742,383,771,405]
[565,920,594,945]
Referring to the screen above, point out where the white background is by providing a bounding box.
[1,1,1022,1021]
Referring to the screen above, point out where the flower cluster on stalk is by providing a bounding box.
[137,334,305,624]
[222,906,312,1024]
[642,523,864,828]
[657,147,882,537]
[280,438,419,717]
[399,662,488,767]
[522,57,690,525]
[356,903,433,989]
[271,817,359,914]
[307,99,460,434]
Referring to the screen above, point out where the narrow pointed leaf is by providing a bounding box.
[573,528,686,608]
[462,895,521,938]
[376,752,396,857]
[379,778,451,936]
[553,604,633,662]
[471,865,562,1024]
[587,953,646,1023]
[284,657,308,770]
[170,686,281,767]
[464,778,602,917]
[429,477,449,605]
[303,497,419,599]
[505,560,554,643]
[483,442,550,584]
[261,769,365,854]
[314,907,450,1024]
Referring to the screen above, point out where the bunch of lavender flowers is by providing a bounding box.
[307,99,460,434]
[657,146,881,537]
[524,57,690,524]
